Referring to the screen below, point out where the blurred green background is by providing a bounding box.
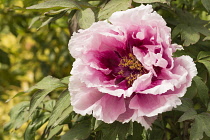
[0,0,72,139]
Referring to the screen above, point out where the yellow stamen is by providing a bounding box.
[119,53,143,70]
[118,70,124,75]
[126,73,140,85]
[117,53,147,86]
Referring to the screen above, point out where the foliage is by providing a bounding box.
[2,0,210,139]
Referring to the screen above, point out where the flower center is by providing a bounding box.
[117,53,147,86]
[119,53,142,70]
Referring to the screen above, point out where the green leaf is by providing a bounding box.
[181,26,200,46]
[175,98,194,112]
[101,122,130,140]
[46,90,71,129]
[24,112,50,140]
[44,8,70,16]
[176,10,208,29]
[29,90,51,116]
[24,122,36,140]
[42,99,56,112]
[184,81,197,99]
[193,76,209,107]
[198,60,210,78]
[28,16,40,29]
[133,0,167,3]
[175,10,210,46]
[148,127,164,140]
[28,76,66,116]
[29,9,71,29]
[190,113,210,140]
[46,125,63,140]
[194,24,210,37]
[98,0,131,20]
[197,51,210,60]
[178,108,197,122]
[4,101,30,131]
[26,0,91,10]
[93,120,103,131]
[61,76,70,84]
[37,10,67,30]
[77,8,95,29]
[117,123,130,140]
[203,36,210,41]
[93,121,109,132]
[61,120,91,140]
[208,102,210,111]
[27,76,66,92]
[147,120,165,140]
[94,121,130,140]
[172,24,183,39]
[52,106,73,127]
[6,91,25,102]
[0,49,10,65]
[201,0,210,12]
[132,122,143,140]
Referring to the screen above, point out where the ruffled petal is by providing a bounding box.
[129,94,181,117]
[135,116,157,130]
[109,5,167,29]
[69,75,104,115]
[117,98,135,123]
[93,94,126,123]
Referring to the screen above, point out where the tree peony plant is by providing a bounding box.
[68,5,197,129]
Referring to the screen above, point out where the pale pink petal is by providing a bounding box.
[140,80,174,95]
[69,75,104,115]
[132,72,153,92]
[109,5,167,29]
[117,98,135,123]
[129,94,181,117]
[171,43,183,52]
[135,116,157,130]
[69,21,126,59]
[173,56,197,88]
[93,94,126,123]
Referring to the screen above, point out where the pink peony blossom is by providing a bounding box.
[68,5,197,129]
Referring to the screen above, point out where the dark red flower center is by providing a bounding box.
[114,52,148,88]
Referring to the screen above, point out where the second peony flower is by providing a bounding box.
[68,5,197,129]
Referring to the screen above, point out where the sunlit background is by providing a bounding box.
[0,0,72,139]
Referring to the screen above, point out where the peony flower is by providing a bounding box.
[68,5,197,129]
